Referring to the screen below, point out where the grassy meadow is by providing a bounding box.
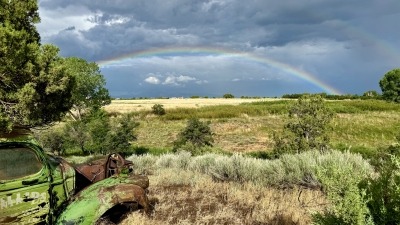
[104,98,400,155]
[99,98,400,224]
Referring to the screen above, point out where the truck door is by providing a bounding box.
[0,143,51,224]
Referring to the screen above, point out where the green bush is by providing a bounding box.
[173,118,214,155]
[273,95,334,155]
[152,104,166,115]
[223,93,234,98]
[106,113,139,153]
[312,156,373,225]
[361,155,400,225]
[313,154,400,225]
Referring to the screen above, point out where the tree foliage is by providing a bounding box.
[379,68,400,103]
[106,113,139,153]
[64,57,111,120]
[223,93,234,98]
[40,110,139,155]
[274,95,334,154]
[0,0,75,132]
[36,127,66,155]
[363,90,379,98]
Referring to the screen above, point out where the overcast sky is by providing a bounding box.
[36,0,400,98]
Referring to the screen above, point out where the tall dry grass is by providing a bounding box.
[121,151,373,224]
[122,169,327,225]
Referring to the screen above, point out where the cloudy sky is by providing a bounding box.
[36,0,400,98]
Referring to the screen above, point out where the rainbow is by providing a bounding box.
[334,21,400,63]
[97,46,343,95]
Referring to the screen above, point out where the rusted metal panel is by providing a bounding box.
[56,174,150,224]
[75,153,133,183]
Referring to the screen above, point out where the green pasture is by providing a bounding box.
[125,99,400,157]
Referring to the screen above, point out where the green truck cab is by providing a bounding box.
[0,129,150,224]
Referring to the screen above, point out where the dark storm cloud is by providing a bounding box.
[39,0,400,49]
[36,0,400,97]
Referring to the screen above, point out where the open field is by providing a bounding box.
[103,98,400,154]
[104,98,281,113]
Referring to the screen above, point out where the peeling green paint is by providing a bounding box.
[1,130,150,224]
[57,175,149,224]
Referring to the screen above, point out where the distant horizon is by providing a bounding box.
[108,91,380,99]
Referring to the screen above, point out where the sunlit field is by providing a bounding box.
[103,98,400,154]
[103,98,280,113]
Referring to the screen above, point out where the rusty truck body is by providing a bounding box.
[0,129,149,224]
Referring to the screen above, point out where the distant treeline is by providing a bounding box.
[111,90,381,100]
[282,91,381,100]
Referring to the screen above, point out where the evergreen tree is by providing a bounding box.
[0,0,75,131]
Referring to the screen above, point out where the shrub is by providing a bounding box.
[361,155,400,225]
[273,95,334,155]
[312,156,373,225]
[223,93,234,98]
[173,118,214,155]
[152,104,166,115]
[127,150,373,189]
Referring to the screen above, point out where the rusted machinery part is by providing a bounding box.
[74,153,134,183]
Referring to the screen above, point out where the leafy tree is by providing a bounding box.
[35,127,66,155]
[83,109,111,154]
[64,57,111,120]
[379,68,400,103]
[0,0,75,132]
[56,110,139,155]
[63,120,90,155]
[106,114,139,153]
[363,90,379,98]
[152,104,166,115]
[173,118,214,154]
[273,95,334,154]
[223,93,234,98]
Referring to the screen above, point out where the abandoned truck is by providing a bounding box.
[0,129,150,224]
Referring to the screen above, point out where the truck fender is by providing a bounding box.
[56,179,149,225]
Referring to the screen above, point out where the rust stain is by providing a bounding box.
[75,153,133,183]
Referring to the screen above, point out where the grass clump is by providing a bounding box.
[128,150,373,189]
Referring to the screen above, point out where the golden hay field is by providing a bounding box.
[103,98,278,113]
